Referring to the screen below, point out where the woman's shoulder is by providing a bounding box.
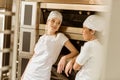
[39,34,46,39]
[84,39,102,49]
[56,32,68,39]
[57,32,64,35]
[83,40,94,48]
[57,32,66,37]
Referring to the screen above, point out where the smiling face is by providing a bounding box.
[82,26,95,41]
[46,17,61,35]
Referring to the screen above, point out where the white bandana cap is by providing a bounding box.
[47,11,62,22]
[83,15,104,32]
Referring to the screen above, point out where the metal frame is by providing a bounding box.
[21,1,37,27]
[19,28,36,54]
[17,1,40,79]
[40,3,108,12]
[17,53,32,80]
[0,10,5,79]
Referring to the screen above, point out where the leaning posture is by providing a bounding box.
[21,11,78,80]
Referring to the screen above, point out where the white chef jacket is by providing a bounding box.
[75,39,103,80]
[22,33,68,80]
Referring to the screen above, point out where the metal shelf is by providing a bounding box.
[40,3,108,12]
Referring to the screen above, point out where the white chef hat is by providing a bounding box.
[47,11,62,22]
[83,15,104,32]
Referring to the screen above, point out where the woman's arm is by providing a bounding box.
[64,56,76,77]
[64,56,82,77]
[64,40,79,59]
[57,40,79,73]
[73,61,82,71]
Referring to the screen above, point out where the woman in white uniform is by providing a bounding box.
[65,15,104,80]
[21,11,78,80]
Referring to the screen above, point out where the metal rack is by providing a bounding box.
[0,0,20,80]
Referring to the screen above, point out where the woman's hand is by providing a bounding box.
[65,59,74,77]
[57,56,67,74]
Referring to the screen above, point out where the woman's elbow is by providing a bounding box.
[75,50,79,55]
[72,50,79,56]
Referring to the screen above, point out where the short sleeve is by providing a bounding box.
[58,33,68,46]
[76,42,91,65]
